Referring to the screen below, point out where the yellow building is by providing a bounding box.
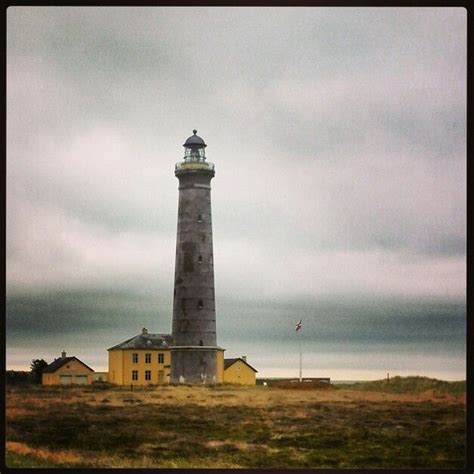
[223,357,258,385]
[108,328,255,386]
[42,352,95,385]
[108,328,174,385]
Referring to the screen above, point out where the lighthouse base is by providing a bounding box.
[170,346,224,384]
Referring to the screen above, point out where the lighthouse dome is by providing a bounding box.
[183,129,207,148]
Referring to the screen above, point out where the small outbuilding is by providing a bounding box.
[223,357,258,385]
[42,351,95,385]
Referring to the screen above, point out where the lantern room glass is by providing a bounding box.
[184,146,206,161]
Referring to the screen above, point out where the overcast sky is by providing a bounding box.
[7,7,466,379]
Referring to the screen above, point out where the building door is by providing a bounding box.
[158,370,164,384]
[59,375,72,385]
[75,375,88,385]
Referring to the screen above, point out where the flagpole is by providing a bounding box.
[299,336,302,383]
[295,319,302,383]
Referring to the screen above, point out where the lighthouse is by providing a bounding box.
[170,130,223,384]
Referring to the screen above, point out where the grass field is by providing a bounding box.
[5,377,466,468]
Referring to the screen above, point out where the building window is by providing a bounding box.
[198,214,203,223]
[145,370,151,381]
[145,353,151,363]
[132,370,138,381]
[158,353,164,364]
[198,300,203,309]
[198,255,202,264]
[132,353,138,363]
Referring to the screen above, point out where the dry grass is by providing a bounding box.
[63,384,465,407]
[6,441,83,464]
[6,440,239,468]
[5,382,466,469]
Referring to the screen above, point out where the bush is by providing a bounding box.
[30,359,48,384]
[6,371,32,385]
[345,376,466,394]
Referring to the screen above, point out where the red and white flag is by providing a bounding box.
[295,319,302,332]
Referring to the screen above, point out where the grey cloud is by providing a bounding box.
[7,290,465,368]
[217,295,465,343]
[6,288,172,337]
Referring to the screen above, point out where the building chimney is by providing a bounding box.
[61,350,66,359]
[241,355,247,362]
[142,327,148,335]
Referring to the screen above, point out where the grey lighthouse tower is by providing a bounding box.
[170,130,223,384]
